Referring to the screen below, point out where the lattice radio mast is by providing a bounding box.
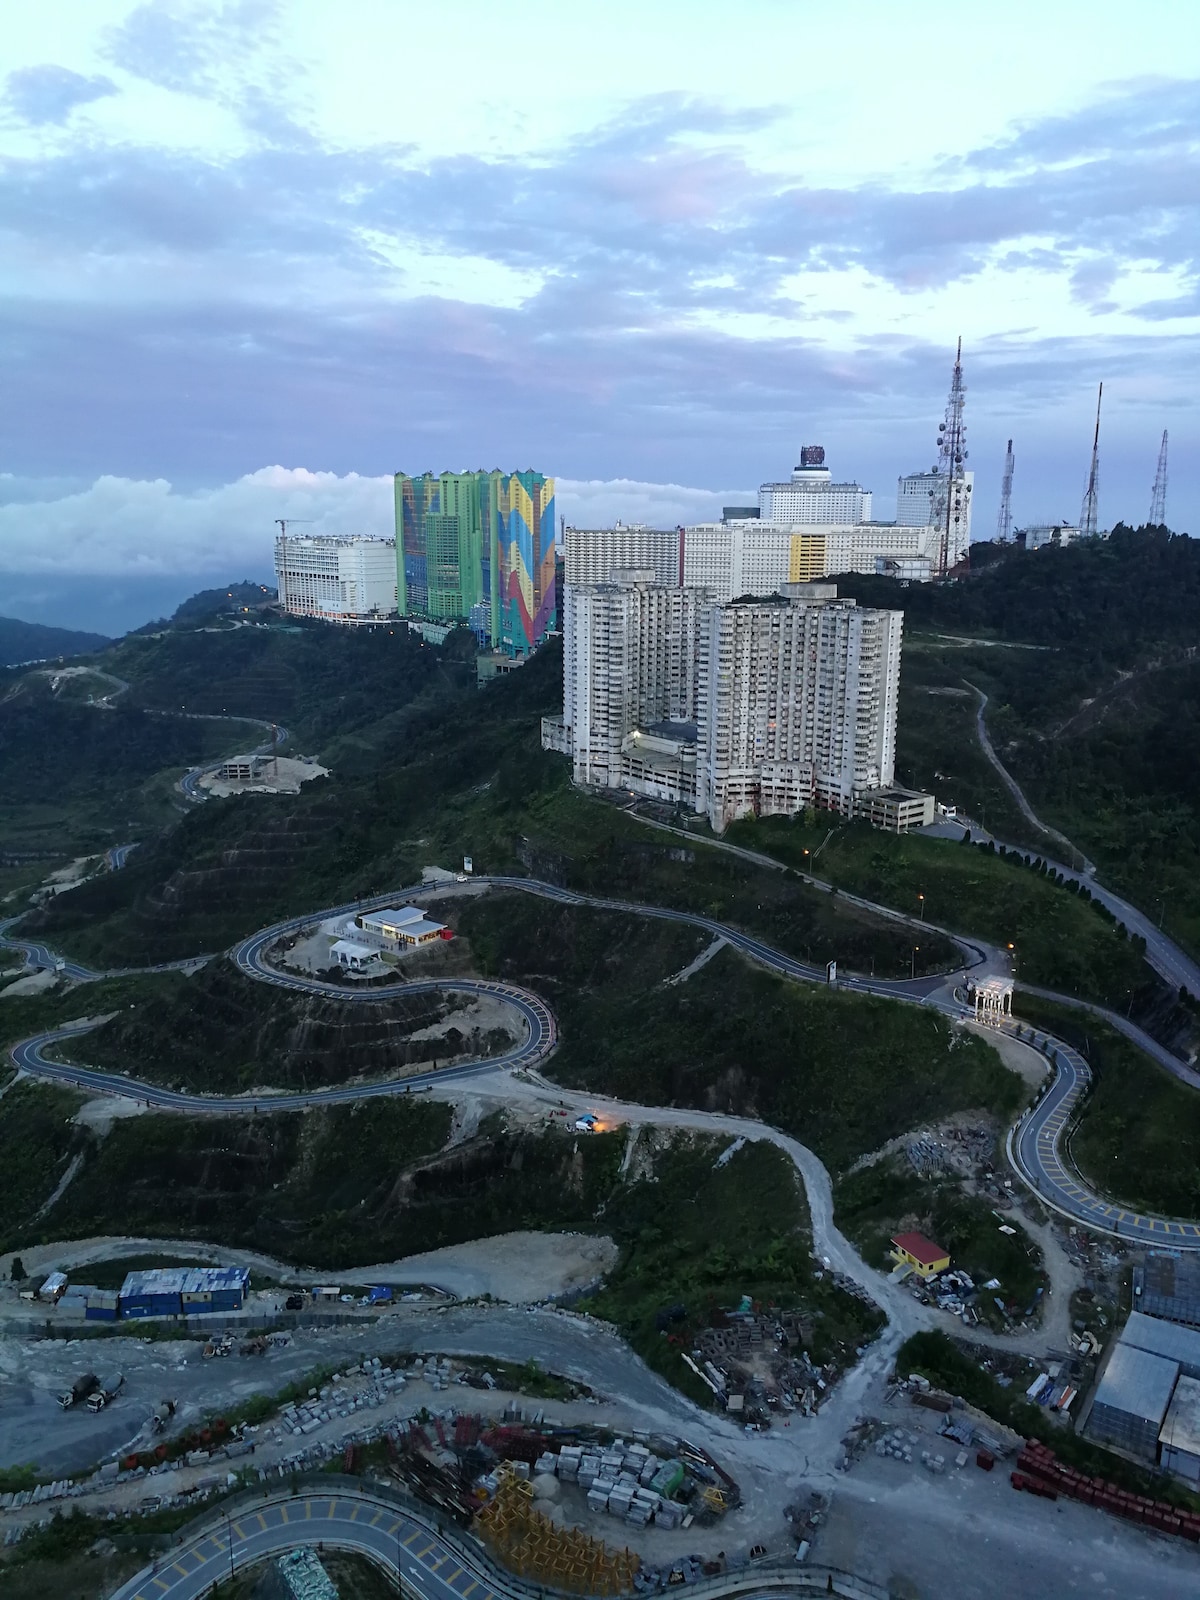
[1149,429,1168,526]
[995,438,1015,543]
[1079,383,1103,538]
[934,338,970,577]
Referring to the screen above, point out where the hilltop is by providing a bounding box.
[0,615,111,667]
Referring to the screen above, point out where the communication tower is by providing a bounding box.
[1149,430,1168,526]
[995,439,1015,543]
[1079,384,1103,539]
[933,338,970,577]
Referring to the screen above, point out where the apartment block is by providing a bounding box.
[546,577,905,833]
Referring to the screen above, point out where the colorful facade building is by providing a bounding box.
[890,1232,951,1280]
[393,469,556,655]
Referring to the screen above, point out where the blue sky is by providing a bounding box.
[2,0,1199,630]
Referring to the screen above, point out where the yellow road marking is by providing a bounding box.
[350,1503,361,1522]
[370,1509,385,1526]
[280,1503,290,1523]
[387,1520,402,1535]
[305,1501,312,1520]
[403,1530,423,1548]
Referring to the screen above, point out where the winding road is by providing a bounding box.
[110,1478,884,1600]
[6,873,1200,1249]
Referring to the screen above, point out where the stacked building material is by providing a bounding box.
[1012,1439,1200,1542]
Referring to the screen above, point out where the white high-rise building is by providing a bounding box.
[554,571,711,794]
[274,534,397,623]
[545,577,906,832]
[897,468,974,567]
[699,591,902,832]
[563,525,681,588]
[758,446,872,525]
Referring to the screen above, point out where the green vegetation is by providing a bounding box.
[26,1098,455,1265]
[460,893,1023,1174]
[29,641,961,977]
[897,1330,1200,1511]
[585,1136,883,1403]
[833,1156,1045,1321]
[0,615,110,667]
[726,814,1154,1010]
[73,954,511,1092]
[0,673,264,854]
[1015,994,1200,1219]
[0,1081,85,1241]
[842,528,1200,961]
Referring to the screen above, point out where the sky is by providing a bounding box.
[2,0,1199,633]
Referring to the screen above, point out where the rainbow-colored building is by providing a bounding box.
[393,469,556,655]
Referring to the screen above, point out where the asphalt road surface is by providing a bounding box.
[8,879,1200,1248]
[110,1488,511,1600]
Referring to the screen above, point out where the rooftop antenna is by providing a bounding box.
[995,438,1015,543]
[1079,383,1103,538]
[1149,429,1168,526]
[933,337,970,577]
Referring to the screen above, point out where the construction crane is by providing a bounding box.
[995,438,1015,543]
[1149,429,1169,526]
[274,518,315,536]
[933,337,970,578]
[1079,384,1103,538]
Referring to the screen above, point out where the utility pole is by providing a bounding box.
[933,338,970,578]
[1079,384,1103,538]
[1149,429,1168,526]
[995,438,1015,543]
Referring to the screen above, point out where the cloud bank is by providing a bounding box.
[0,469,747,579]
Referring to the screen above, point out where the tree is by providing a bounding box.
[10,1257,26,1282]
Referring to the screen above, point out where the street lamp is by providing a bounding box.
[918,892,925,921]
[911,945,919,980]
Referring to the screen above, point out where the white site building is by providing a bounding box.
[274,533,398,623]
[679,448,951,593]
[543,569,910,834]
[896,468,974,571]
[1018,522,1080,551]
[563,524,681,588]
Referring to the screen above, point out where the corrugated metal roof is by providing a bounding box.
[1093,1342,1179,1426]
[119,1266,250,1298]
[1160,1374,1200,1457]
[1123,1310,1200,1375]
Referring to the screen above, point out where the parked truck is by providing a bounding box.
[58,1373,99,1410]
[85,1373,124,1413]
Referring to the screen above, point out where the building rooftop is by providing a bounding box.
[330,938,376,958]
[361,905,426,927]
[891,1232,949,1268]
[1092,1342,1179,1427]
[1122,1310,1200,1375]
[120,1266,250,1298]
[1160,1374,1200,1458]
[1135,1251,1200,1325]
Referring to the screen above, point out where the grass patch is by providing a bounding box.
[833,1156,1045,1321]
[725,814,1155,1011]
[1014,994,1200,1218]
[458,893,1023,1175]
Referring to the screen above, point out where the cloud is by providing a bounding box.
[4,65,118,126]
[0,468,751,579]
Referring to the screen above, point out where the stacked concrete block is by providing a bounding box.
[587,1488,610,1514]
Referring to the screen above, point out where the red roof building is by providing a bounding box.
[891,1232,951,1279]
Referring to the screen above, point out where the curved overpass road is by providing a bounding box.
[110,1484,879,1600]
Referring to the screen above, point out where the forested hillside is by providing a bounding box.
[0,615,110,666]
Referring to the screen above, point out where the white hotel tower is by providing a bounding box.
[274,533,398,624]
